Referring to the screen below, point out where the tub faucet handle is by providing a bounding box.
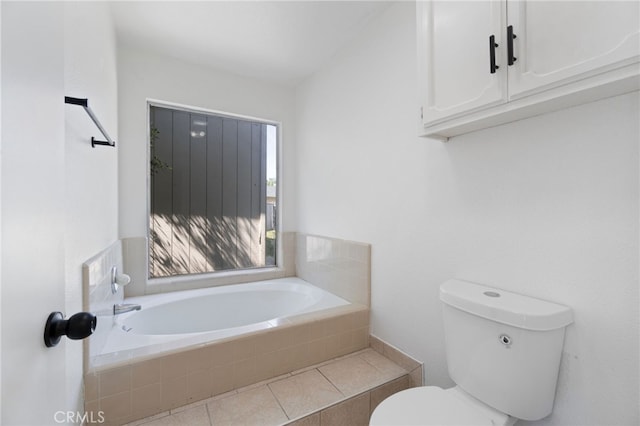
[111,266,131,294]
[115,273,131,286]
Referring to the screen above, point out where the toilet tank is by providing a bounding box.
[440,279,573,421]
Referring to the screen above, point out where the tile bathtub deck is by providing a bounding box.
[124,348,410,426]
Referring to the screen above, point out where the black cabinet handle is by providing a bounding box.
[507,25,517,65]
[489,35,499,74]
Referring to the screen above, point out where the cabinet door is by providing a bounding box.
[418,1,507,126]
[507,1,640,99]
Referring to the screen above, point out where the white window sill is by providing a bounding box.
[144,266,290,295]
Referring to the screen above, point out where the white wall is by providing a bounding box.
[0,1,4,421]
[117,46,297,293]
[2,3,67,424]
[1,3,66,424]
[295,3,639,426]
[1,2,118,424]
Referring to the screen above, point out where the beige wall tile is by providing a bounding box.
[369,375,410,415]
[186,368,214,402]
[233,356,257,388]
[260,348,293,380]
[324,314,353,337]
[132,358,162,389]
[84,399,100,421]
[100,365,132,398]
[295,233,371,306]
[233,336,257,360]
[256,326,295,355]
[382,345,420,372]
[84,373,99,402]
[254,354,277,384]
[352,328,369,351]
[121,237,147,298]
[369,335,384,354]
[100,390,132,423]
[288,412,320,426]
[161,375,187,409]
[369,335,422,373]
[292,321,324,344]
[85,240,126,367]
[320,392,370,426]
[282,232,297,277]
[161,352,188,380]
[359,350,408,379]
[209,341,236,367]
[352,309,370,329]
[307,339,328,366]
[288,343,311,372]
[409,366,424,387]
[211,364,235,396]
[325,331,353,359]
[184,347,212,373]
[131,382,163,421]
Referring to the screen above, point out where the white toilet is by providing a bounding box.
[370,279,573,426]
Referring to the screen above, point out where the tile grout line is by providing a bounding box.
[270,367,348,426]
[266,382,293,423]
[267,366,347,423]
[280,373,411,426]
[315,366,345,397]
[205,400,214,426]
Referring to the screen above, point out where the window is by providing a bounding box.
[149,104,277,278]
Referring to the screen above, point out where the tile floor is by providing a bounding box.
[124,348,410,426]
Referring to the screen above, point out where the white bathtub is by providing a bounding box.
[92,277,349,368]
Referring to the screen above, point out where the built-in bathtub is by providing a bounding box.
[85,277,370,425]
[92,277,353,368]
[83,234,372,425]
[120,277,348,334]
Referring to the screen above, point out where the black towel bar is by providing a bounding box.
[65,96,115,147]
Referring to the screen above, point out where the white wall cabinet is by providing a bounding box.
[418,0,640,140]
[417,1,507,124]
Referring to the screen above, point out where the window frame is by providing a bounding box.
[145,99,283,285]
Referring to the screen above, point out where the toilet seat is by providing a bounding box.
[369,386,515,426]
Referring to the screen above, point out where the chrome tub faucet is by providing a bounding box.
[113,303,141,315]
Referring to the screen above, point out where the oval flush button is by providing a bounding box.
[499,334,512,346]
[484,291,501,297]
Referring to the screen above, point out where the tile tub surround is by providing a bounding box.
[123,348,413,426]
[85,304,370,425]
[83,240,127,367]
[122,232,369,300]
[369,335,424,388]
[296,233,371,306]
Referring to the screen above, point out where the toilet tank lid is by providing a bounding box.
[440,279,573,331]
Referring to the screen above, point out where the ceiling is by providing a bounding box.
[110,1,392,87]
